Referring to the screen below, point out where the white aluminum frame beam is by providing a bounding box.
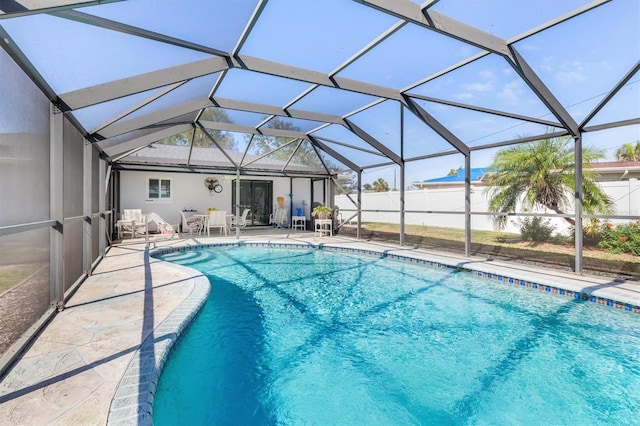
[99,98,211,139]
[308,136,360,172]
[506,47,580,136]
[60,56,228,110]
[53,9,228,57]
[198,120,309,140]
[196,123,238,168]
[211,97,345,125]
[343,119,402,165]
[405,93,561,128]
[103,123,192,158]
[0,0,121,17]
[403,96,470,156]
[356,0,514,60]
[313,135,388,157]
[580,60,640,130]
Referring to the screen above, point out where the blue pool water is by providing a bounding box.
[153,247,640,425]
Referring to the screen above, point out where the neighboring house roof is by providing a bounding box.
[117,143,328,174]
[414,162,640,189]
[416,167,488,185]
[587,161,640,181]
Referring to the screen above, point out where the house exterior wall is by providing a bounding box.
[119,171,315,225]
[335,179,640,235]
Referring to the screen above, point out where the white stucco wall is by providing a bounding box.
[119,171,317,226]
[335,179,640,235]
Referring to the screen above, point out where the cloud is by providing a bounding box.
[453,92,474,100]
[497,80,524,104]
[478,70,495,80]
[556,70,587,84]
[462,82,493,92]
[555,60,587,84]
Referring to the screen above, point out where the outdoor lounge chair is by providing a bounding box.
[144,212,177,247]
[145,212,176,236]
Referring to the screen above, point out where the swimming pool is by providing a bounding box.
[153,246,640,425]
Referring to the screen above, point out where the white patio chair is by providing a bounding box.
[118,209,146,239]
[269,207,288,228]
[231,209,250,228]
[207,210,228,236]
[180,211,203,235]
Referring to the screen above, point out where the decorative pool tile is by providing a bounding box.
[150,242,640,315]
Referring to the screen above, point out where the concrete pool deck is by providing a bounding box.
[0,229,638,425]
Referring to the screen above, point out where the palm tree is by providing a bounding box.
[615,141,640,162]
[372,178,390,192]
[486,136,613,229]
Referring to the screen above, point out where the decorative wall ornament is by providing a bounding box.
[204,177,223,195]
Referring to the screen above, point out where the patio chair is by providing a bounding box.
[180,210,203,235]
[118,209,146,239]
[269,207,288,228]
[231,209,251,228]
[207,210,228,236]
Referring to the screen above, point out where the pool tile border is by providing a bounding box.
[110,241,639,425]
[153,241,640,314]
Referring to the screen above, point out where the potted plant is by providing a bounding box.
[312,205,332,219]
[207,207,217,213]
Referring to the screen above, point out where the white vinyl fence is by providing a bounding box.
[335,179,640,236]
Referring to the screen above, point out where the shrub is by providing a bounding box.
[519,217,555,242]
[579,218,603,246]
[597,221,640,255]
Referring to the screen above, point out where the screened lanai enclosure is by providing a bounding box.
[1,0,639,371]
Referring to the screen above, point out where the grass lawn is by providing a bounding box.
[0,264,47,294]
[0,243,49,294]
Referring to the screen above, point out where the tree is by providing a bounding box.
[486,135,613,229]
[156,108,236,149]
[335,171,358,194]
[245,117,328,169]
[447,166,461,176]
[615,141,640,162]
[363,183,373,191]
[372,178,390,192]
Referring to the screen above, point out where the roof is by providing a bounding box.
[1,0,637,177]
[421,167,488,184]
[589,161,640,170]
[415,161,640,187]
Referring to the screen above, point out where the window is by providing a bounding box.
[148,178,171,201]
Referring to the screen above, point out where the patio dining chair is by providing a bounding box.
[207,210,228,236]
[180,210,203,235]
[231,209,251,228]
[269,207,288,228]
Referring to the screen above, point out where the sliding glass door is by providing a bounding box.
[232,180,273,226]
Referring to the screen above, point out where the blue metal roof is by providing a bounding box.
[423,167,487,183]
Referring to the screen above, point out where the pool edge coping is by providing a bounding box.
[106,261,210,426]
[107,240,640,425]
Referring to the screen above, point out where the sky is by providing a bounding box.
[226,0,639,187]
[1,0,638,188]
